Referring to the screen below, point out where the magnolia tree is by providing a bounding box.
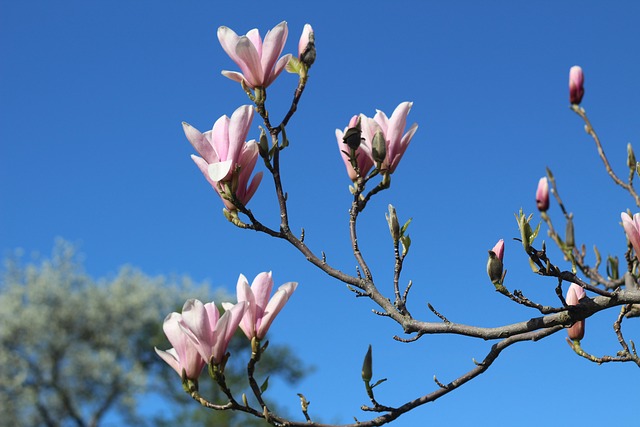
[157,21,640,426]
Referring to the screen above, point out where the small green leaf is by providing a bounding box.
[260,376,270,393]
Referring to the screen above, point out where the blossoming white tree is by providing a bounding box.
[159,21,640,426]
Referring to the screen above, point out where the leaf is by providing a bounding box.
[260,376,270,393]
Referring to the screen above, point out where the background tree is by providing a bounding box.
[0,240,307,427]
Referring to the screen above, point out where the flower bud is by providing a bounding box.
[385,205,400,243]
[371,130,387,166]
[628,143,636,170]
[298,24,316,68]
[342,117,362,151]
[569,66,584,105]
[258,127,269,158]
[361,345,373,383]
[565,214,575,248]
[536,177,549,212]
[566,284,586,341]
[606,256,619,281]
[487,239,504,284]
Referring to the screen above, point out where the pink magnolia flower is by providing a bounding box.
[360,102,418,173]
[179,299,248,366]
[155,311,206,380]
[536,177,549,212]
[217,21,292,89]
[487,239,504,283]
[223,272,297,340]
[183,105,263,210]
[335,115,374,181]
[569,66,584,105]
[621,212,640,262]
[566,283,586,340]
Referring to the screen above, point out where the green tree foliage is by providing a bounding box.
[0,240,307,427]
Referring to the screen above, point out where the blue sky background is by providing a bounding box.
[2,1,639,425]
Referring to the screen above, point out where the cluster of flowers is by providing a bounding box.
[183,22,419,212]
[156,272,297,380]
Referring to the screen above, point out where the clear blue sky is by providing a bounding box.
[1,1,639,425]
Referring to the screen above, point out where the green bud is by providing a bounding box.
[628,143,637,170]
[565,214,575,248]
[258,127,269,158]
[385,205,400,243]
[371,130,387,165]
[515,209,540,251]
[607,256,619,281]
[487,251,504,284]
[361,345,373,383]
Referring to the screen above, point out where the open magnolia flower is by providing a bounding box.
[359,101,418,174]
[223,272,297,340]
[217,21,292,89]
[154,311,206,380]
[183,105,263,211]
[179,299,248,366]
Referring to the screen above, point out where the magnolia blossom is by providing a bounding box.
[335,115,374,181]
[298,24,313,58]
[223,272,297,340]
[155,312,205,380]
[183,105,263,210]
[360,102,418,173]
[536,177,549,212]
[569,66,584,105]
[621,212,640,262]
[217,21,292,89]
[566,283,586,340]
[179,299,247,365]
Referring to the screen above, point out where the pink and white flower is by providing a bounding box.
[179,299,248,365]
[155,311,206,380]
[183,105,263,210]
[360,102,418,173]
[223,272,297,340]
[217,21,292,89]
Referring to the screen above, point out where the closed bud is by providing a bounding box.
[487,239,504,284]
[569,66,585,105]
[342,117,362,150]
[606,256,619,281]
[628,143,636,170]
[361,345,373,383]
[565,214,575,248]
[566,284,586,341]
[258,127,269,158]
[536,177,549,212]
[385,205,400,243]
[371,130,387,166]
[298,24,316,68]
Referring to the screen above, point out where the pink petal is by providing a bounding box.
[251,271,274,319]
[265,54,292,87]
[235,36,264,88]
[208,160,233,182]
[183,122,216,163]
[211,114,230,161]
[246,28,263,57]
[221,70,246,83]
[227,105,254,167]
[154,347,182,376]
[217,26,243,65]
[236,274,256,339]
[257,282,298,339]
[260,22,288,83]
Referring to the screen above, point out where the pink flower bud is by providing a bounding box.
[298,24,315,67]
[536,177,549,212]
[566,284,586,341]
[621,212,640,263]
[487,239,504,284]
[569,66,584,105]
